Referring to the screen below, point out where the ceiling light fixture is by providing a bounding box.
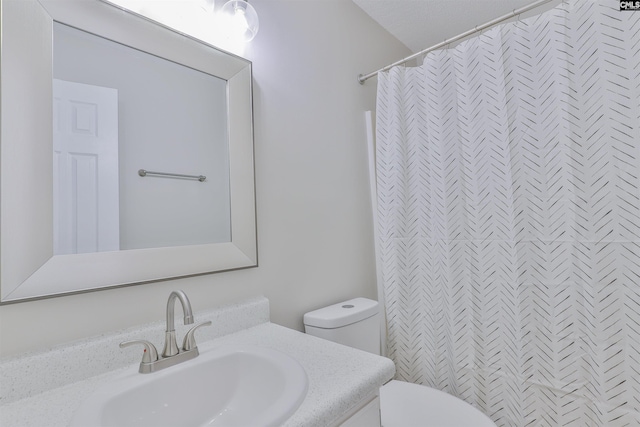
[220,0,259,42]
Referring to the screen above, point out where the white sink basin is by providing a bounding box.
[70,345,308,427]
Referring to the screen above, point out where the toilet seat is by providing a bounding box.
[380,380,496,427]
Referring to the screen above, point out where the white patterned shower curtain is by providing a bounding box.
[374,1,640,425]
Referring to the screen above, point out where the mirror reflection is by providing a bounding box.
[52,22,231,255]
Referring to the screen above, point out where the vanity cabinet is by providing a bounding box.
[334,393,381,427]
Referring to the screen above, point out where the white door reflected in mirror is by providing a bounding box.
[53,79,120,255]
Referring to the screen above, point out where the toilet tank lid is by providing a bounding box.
[303,297,379,329]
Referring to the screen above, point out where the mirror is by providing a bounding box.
[0,0,257,303]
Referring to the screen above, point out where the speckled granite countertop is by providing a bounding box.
[0,297,395,427]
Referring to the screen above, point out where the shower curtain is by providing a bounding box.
[374,0,640,425]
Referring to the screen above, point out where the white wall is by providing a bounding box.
[0,0,410,357]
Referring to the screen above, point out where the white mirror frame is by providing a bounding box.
[0,0,257,303]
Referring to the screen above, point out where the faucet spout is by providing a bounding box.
[165,290,194,331]
[162,290,194,357]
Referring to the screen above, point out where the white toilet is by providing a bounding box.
[304,298,497,427]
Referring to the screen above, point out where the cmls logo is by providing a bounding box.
[620,0,640,10]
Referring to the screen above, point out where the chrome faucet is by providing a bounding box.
[120,290,211,374]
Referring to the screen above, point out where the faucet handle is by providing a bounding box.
[120,340,159,363]
[182,321,212,351]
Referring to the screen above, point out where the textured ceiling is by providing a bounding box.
[351,0,555,53]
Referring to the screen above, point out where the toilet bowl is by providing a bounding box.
[304,298,496,427]
[380,380,495,427]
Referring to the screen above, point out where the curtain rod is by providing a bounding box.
[358,0,555,84]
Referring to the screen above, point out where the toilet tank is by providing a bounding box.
[303,297,381,355]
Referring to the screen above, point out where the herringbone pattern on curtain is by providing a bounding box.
[374,0,640,425]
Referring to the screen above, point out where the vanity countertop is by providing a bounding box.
[201,323,395,427]
[0,298,395,427]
